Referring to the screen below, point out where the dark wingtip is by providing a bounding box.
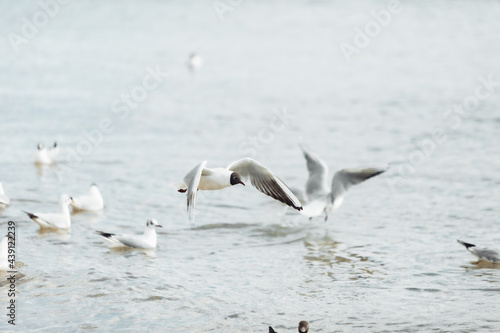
[269,326,277,333]
[457,240,476,249]
[96,231,114,238]
[23,210,38,220]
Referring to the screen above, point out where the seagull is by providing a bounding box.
[23,194,73,229]
[457,240,500,263]
[0,236,10,271]
[298,321,309,333]
[298,142,386,221]
[70,184,104,212]
[175,158,303,225]
[96,219,162,249]
[35,142,59,165]
[0,182,10,207]
[269,321,309,333]
[188,53,203,72]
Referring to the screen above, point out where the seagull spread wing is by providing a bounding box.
[227,158,302,211]
[299,142,329,201]
[183,161,207,225]
[331,168,386,201]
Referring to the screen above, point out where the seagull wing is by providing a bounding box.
[330,168,386,202]
[183,161,207,226]
[472,248,500,263]
[299,141,329,200]
[227,158,302,211]
[114,234,152,249]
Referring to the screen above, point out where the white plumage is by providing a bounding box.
[70,184,104,212]
[176,158,303,226]
[298,142,386,220]
[96,219,162,249]
[23,194,73,229]
[0,182,10,207]
[35,142,59,165]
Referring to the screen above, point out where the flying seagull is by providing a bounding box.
[175,158,303,225]
[96,219,162,249]
[457,240,499,263]
[298,141,386,221]
[23,194,73,229]
[70,184,104,212]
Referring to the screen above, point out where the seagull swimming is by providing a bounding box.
[188,52,203,72]
[96,219,162,249]
[175,158,303,225]
[70,184,104,212]
[35,142,59,165]
[298,142,386,220]
[0,183,10,207]
[0,236,10,271]
[269,321,309,333]
[457,240,500,263]
[23,194,73,229]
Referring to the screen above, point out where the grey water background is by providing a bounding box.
[1,0,499,331]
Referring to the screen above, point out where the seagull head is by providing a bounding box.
[61,194,74,206]
[230,172,245,186]
[146,219,163,228]
[298,321,309,333]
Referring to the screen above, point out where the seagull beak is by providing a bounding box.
[238,180,245,186]
[156,225,163,228]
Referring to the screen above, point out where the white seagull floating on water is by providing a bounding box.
[35,142,59,165]
[175,158,303,225]
[297,142,386,221]
[96,219,162,249]
[70,184,104,212]
[457,240,499,263]
[23,194,73,229]
[187,52,203,72]
[0,236,11,271]
[0,183,10,207]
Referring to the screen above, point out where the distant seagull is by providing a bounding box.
[23,194,73,229]
[298,141,386,220]
[0,236,10,271]
[457,240,500,263]
[35,142,59,165]
[96,219,162,249]
[175,158,303,225]
[0,182,10,207]
[188,53,203,72]
[70,184,104,212]
[269,321,309,333]
[298,321,309,333]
